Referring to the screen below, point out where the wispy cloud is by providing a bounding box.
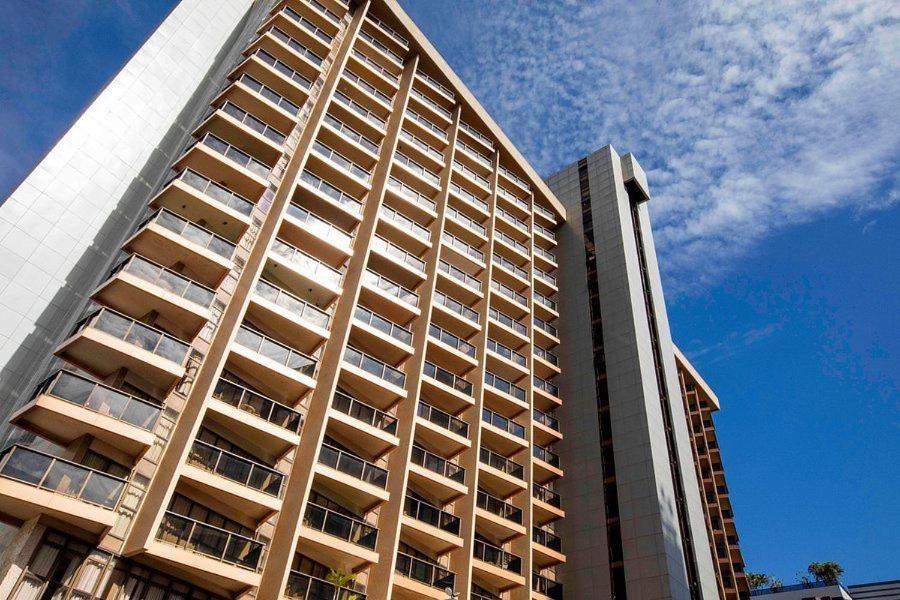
[426,0,900,291]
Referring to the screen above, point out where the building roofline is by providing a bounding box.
[674,345,720,409]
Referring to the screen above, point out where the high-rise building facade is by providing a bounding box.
[0,1,569,599]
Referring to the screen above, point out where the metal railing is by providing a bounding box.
[157,511,263,570]
[534,244,557,265]
[342,69,393,106]
[404,495,460,534]
[533,483,561,507]
[394,151,440,186]
[0,445,126,509]
[333,90,386,130]
[445,204,486,237]
[493,253,528,281]
[533,573,563,599]
[438,259,481,291]
[312,141,371,183]
[497,185,530,212]
[533,407,559,432]
[533,444,561,468]
[271,237,344,288]
[212,377,302,433]
[318,443,387,488]
[220,101,286,145]
[173,168,253,216]
[303,502,378,549]
[433,290,478,323]
[533,316,559,338]
[252,47,313,91]
[533,345,558,367]
[352,48,399,83]
[366,14,409,47]
[300,169,363,215]
[399,129,444,164]
[358,30,404,65]
[476,490,522,523]
[494,229,529,257]
[473,539,521,574]
[484,371,526,403]
[410,445,465,483]
[482,407,525,439]
[362,269,419,306]
[479,446,524,479]
[36,370,160,431]
[343,346,406,388]
[379,204,430,241]
[534,292,558,313]
[281,6,333,45]
[455,139,492,169]
[323,113,379,154]
[234,325,317,376]
[411,87,451,120]
[110,254,215,309]
[70,307,190,365]
[237,71,300,115]
[534,267,558,287]
[534,203,557,222]
[533,526,562,551]
[405,108,447,140]
[490,279,528,307]
[354,305,412,345]
[453,160,489,190]
[254,278,331,330]
[417,401,468,437]
[489,308,527,336]
[429,324,475,357]
[139,207,236,260]
[199,132,271,179]
[188,439,283,496]
[499,165,531,190]
[269,18,324,64]
[423,361,473,397]
[448,182,489,213]
[332,391,398,435]
[533,375,560,397]
[371,235,426,272]
[534,221,557,241]
[285,202,353,248]
[442,231,484,263]
[386,176,436,213]
[459,120,493,149]
[395,552,455,591]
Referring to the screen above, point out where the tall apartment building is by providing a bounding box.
[0,0,569,599]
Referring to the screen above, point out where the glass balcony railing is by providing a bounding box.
[271,238,344,288]
[494,229,529,257]
[411,87,451,120]
[394,151,441,187]
[0,445,126,509]
[352,48,399,84]
[70,308,190,365]
[139,207,236,260]
[358,30,404,66]
[455,139,492,169]
[490,279,528,307]
[343,69,393,107]
[534,267,558,287]
[399,129,444,164]
[35,370,161,431]
[486,339,526,367]
[533,483,561,507]
[534,292,558,313]
[234,325,317,377]
[354,305,412,345]
[313,141,371,183]
[199,132,271,179]
[386,176,436,213]
[479,447,524,480]
[448,182,489,214]
[255,278,331,330]
[173,168,254,216]
[285,202,353,248]
[497,185,530,213]
[473,539,521,574]
[371,235,426,272]
[534,203,556,222]
[438,259,481,291]
[533,346,559,367]
[492,253,528,281]
[488,308,527,336]
[405,109,446,140]
[533,573,563,600]
[445,204,486,237]
[300,170,363,215]
[281,6,333,46]
[534,222,557,242]
[442,231,484,263]
[533,526,562,551]
[318,443,387,488]
[268,21,323,66]
[332,391,398,435]
[459,120,492,149]
[533,407,560,432]
[323,113,379,155]
[286,571,366,600]
[367,14,409,48]
[410,445,465,484]
[220,101,286,145]
[252,47,312,91]
[433,290,478,323]
[395,552,456,591]
[534,244,557,265]
[343,346,406,388]
[237,72,301,115]
[422,361,473,397]
[453,160,489,190]
[429,324,475,357]
[533,444,561,468]
[333,90,386,130]
[484,372,526,403]
[534,316,559,338]
[482,407,525,439]
[404,495,460,535]
[109,255,215,309]
[496,205,528,233]
[379,204,430,241]
[188,439,284,497]
[417,401,468,437]
[533,375,560,398]
[212,377,303,433]
[305,0,340,24]
[362,269,419,307]
[303,502,378,549]
[157,511,263,570]
[499,166,531,191]
[476,489,522,524]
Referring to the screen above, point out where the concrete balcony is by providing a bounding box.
[415,401,470,457]
[368,234,427,289]
[485,338,529,382]
[479,447,527,498]
[385,175,438,223]
[472,540,525,592]
[228,325,317,404]
[532,484,565,526]
[398,128,445,173]
[408,445,466,504]
[328,391,400,457]
[488,308,529,348]
[174,132,270,200]
[320,112,380,171]
[532,527,565,568]
[308,140,372,201]
[431,290,481,339]
[437,259,483,304]
[401,495,463,554]
[265,6,333,57]
[315,444,389,511]
[359,269,421,324]
[483,372,529,415]
[377,203,432,255]
[285,570,367,600]
[475,490,526,542]
[267,237,344,304]
[281,200,354,267]
[296,168,364,233]
[194,101,285,167]
[532,344,561,379]
[489,280,529,320]
[532,445,564,485]
[350,305,414,365]
[339,345,407,411]
[532,573,564,600]
[393,552,457,600]
[247,278,330,355]
[532,374,562,411]
[532,408,562,447]
[404,108,448,148]
[217,69,301,136]
[427,323,477,372]
[481,407,528,456]
[420,361,474,414]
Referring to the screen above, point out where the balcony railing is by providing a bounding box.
[429,324,475,357]
[482,407,525,439]
[533,444,561,468]
[499,166,531,191]
[443,231,484,263]
[493,255,527,283]
[479,447,524,480]
[534,203,556,222]
[255,278,331,330]
[394,151,441,187]
[352,48,399,83]
[404,495,460,535]
[358,30,404,65]
[157,510,263,570]
[494,229,529,258]
[212,377,303,433]
[318,443,388,488]
[379,204,430,241]
[445,204,486,237]
[473,539,521,574]
[533,573,563,599]
[476,489,522,523]
[533,483,561,507]
[497,185,530,212]
[333,90,386,130]
[386,176,436,213]
[496,205,528,233]
[367,14,409,48]
[332,391,398,435]
[532,526,562,551]
[70,308,190,366]
[533,316,558,338]
[188,439,284,496]
[324,113,379,154]
[534,267,558,287]
[455,139,492,169]
[237,71,301,115]
[343,69,393,106]
[533,408,559,432]
[343,346,406,388]
[411,445,465,484]
[300,169,363,215]
[486,339,526,367]
[139,207,236,260]
[534,222,557,242]
[271,238,344,288]
[490,279,528,307]
[399,129,444,164]
[453,160,489,190]
[0,445,126,509]
[534,244,557,265]
[252,47,312,91]
[371,235,426,272]
[199,132,271,179]
[459,120,492,149]
[234,325,317,376]
[174,168,254,216]
[269,21,323,66]
[488,308,527,336]
[448,182,488,213]
[303,502,378,549]
[220,101,286,145]
[405,108,446,140]
[354,305,412,345]
[533,375,560,398]
[36,370,161,431]
[411,87,451,120]
[423,361,473,397]
[534,292,558,313]
[484,372,526,403]
[395,552,455,591]
[313,141,371,183]
[281,6,333,45]
[438,259,481,291]
[417,401,468,437]
[285,202,353,248]
[433,290,478,323]
[286,570,366,600]
[533,346,559,368]
[362,269,419,307]
[111,254,215,309]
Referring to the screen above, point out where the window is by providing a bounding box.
[10,530,112,600]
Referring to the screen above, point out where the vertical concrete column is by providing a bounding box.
[255,32,421,600]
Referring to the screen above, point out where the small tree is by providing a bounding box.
[747,573,773,590]
[807,562,844,585]
[327,569,360,600]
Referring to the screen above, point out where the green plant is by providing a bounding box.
[326,569,360,600]
[747,573,773,590]
[806,562,844,585]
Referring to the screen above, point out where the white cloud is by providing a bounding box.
[440,0,900,291]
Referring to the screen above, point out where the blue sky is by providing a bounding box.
[1,0,897,586]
